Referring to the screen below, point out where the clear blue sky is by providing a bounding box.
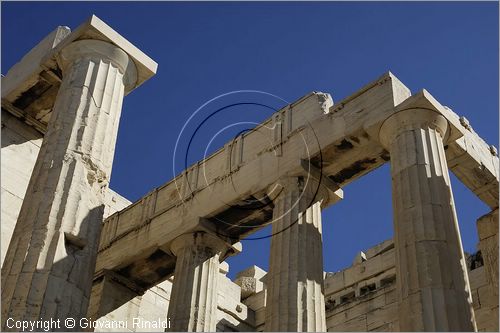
[2,2,498,280]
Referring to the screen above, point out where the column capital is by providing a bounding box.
[268,175,331,207]
[372,90,468,150]
[379,108,449,150]
[57,39,138,92]
[169,231,231,257]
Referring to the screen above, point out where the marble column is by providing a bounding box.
[379,108,476,331]
[265,177,327,332]
[167,232,230,332]
[1,40,137,330]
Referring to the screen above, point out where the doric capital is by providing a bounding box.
[169,231,231,257]
[268,175,331,207]
[379,108,449,150]
[57,39,138,92]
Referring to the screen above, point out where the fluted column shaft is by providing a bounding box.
[1,40,136,330]
[380,109,476,331]
[265,177,326,332]
[167,232,228,332]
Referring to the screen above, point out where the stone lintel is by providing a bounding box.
[198,217,244,255]
[1,26,71,101]
[300,158,344,204]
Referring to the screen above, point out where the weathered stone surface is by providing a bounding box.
[324,240,398,332]
[166,232,241,332]
[234,265,266,300]
[477,209,499,295]
[379,104,476,331]
[217,274,255,331]
[0,109,130,264]
[325,238,499,332]
[1,26,70,104]
[1,111,43,262]
[1,39,138,331]
[446,112,499,209]
[1,15,158,330]
[467,264,499,332]
[265,177,332,332]
[352,251,367,265]
[235,277,259,300]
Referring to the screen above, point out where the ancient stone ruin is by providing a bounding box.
[2,16,498,332]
